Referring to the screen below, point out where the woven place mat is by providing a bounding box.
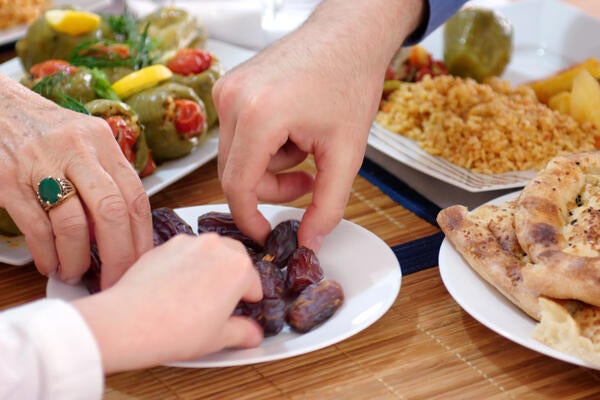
[359,158,444,274]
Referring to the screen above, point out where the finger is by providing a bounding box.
[266,140,308,172]
[66,154,136,290]
[255,170,314,203]
[96,131,153,258]
[221,120,286,244]
[47,193,90,284]
[213,77,238,181]
[297,146,361,251]
[220,316,263,349]
[4,191,58,276]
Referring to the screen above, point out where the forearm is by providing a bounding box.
[298,0,425,74]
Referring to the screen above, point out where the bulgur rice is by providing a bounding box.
[0,0,49,30]
[376,75,600,174]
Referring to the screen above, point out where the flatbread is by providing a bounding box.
[438,188,600,368]
[437,201,540,319]
[533,298,600,367]
[515,151,600,306]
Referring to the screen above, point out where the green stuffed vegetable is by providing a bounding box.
[86,99,156,177]
[0,209,21,237]
[126,82,208,163]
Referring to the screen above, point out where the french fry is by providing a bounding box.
[569,69,600,128]
[527,58,600,103]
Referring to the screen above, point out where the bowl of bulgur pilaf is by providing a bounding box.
[375,75,600,175]
[0,0,49,30]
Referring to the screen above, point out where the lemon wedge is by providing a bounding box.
[112,65,173,99]
[45,9,101,36]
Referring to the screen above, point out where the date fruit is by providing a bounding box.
[197,211,263,252]
[233,298,286,336]
[285,246,324,297]
[263,219,300,268]
[152,207,195,245]
[255,259,285,299]
[287,279,344,333]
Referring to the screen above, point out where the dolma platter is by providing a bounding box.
[0,39,256,266]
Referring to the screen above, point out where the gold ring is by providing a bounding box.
[36,177,77,211]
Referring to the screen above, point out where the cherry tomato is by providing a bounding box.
[80,43,130,59]
[106,116,137,163]
[140,151,157,177]
[30,60,78,79]
[174,99,206,138]
[167,48,213,76]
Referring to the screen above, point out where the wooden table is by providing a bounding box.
[2,1,600,398]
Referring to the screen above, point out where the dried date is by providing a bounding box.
[233,297,286,336]
[286,279,344,333]
[152,207,195,245]
[263,219,300,268]
[285,246,324,297]
[197,211,263,252]
[255,259,285,299]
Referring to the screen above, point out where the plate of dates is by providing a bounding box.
[46,203,402,367]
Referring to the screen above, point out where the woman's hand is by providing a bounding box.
[73,233,263,373]
[0,73,153,289]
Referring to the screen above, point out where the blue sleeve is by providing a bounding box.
[404,0,469,45]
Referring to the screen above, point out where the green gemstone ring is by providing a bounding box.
[36,177,77,211]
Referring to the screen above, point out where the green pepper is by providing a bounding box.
[0,209,21,237]
[169,63,222,128]
[140,7,207,52]
[86,99,151,175]
[125,82,207,162]
[21,68,102,105]
[443,8,513,82]
[15,8,103,71]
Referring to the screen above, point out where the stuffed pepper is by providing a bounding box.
[167,48,223,128]
[0,209,20,237]
[140,7,207,52]
[16,8,104,71]
[125,82,208,162]
[86,99,157,177]
[22,59,118,107]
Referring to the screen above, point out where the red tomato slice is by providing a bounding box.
[167,48,213,76]
[174,99,205,138]
[106,116,137,163]
[30,60,78,79]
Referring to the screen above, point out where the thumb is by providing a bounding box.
[220,316,264,349]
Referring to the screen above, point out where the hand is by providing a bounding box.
[213,0,423,252]
[73,233,263,373]
[0,73,153,289]
[213,26,380,252]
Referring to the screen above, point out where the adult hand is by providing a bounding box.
[213,0,424,252]
[0,73,152,289]
[73,233,263,373]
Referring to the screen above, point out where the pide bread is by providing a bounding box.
[438,150,600,367]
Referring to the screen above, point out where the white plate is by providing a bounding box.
[0,0,112,46]
[368,0,600,192]
[439,191,598,369]
[47,203,402,367]
[0,39,256,266]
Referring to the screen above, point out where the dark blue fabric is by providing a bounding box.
[392,232,445,275]
[405,0,469,45]
[359,158,445,274]
[359,158,441,227]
